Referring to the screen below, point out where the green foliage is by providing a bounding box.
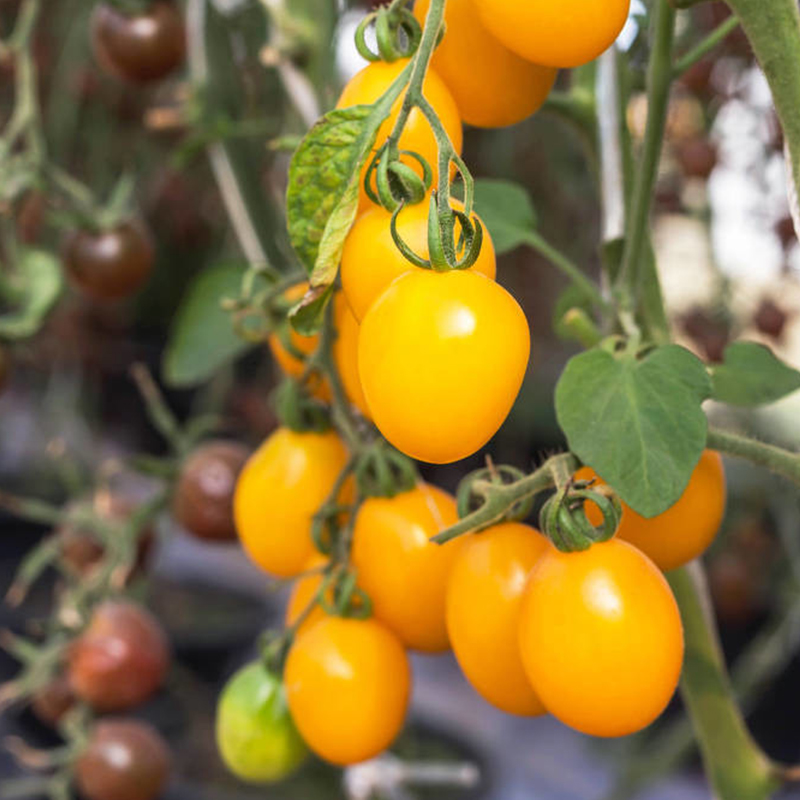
[710,342,800,407]
[555,344,712,517]
[0,249,63,340]
[162,263,252,387]
[473,178,537,255]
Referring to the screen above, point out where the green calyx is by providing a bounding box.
[457,464,534,523]
[540,482,622,553]
[354,441,417,500]
[364,145,432,211]
[355,5,422,64]
[273,378,330,435]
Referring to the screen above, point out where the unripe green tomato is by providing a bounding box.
[216,662,308,784]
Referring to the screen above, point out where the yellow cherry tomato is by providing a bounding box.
[336,59,463,211]
[472,0,631,69]
[576,450,726,572]
[284,616,411,765]
[332,293,371,418]
[518,539,684,737]
[267,282,330,402]
[414,0,558,128]
[358,269,530,464]
[447,522,549,715]
[341,197,497,322]
[234,428,349,578]
[351,483,460,652]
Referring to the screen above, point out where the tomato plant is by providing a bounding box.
[75,719,171,800]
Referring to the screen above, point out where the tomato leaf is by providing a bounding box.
[0,249,63,340]
[163,263,253,387]
[710,341,800,407]
[286,64,411,331]
[555,344,712,517]
[473,179,537,255]
[289,283,335,337]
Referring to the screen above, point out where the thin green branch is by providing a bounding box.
[707,428,800,488]
[673,15,740,77]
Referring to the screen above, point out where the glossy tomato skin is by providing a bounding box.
[62,220,154,300]
[359,269,530,464]
[447,522,548,715]
[341,198,497,322]
[414,0,557,128]
[91,1,185,84]
[173,441,249,542]
[518,539,684,737]
[472,0,631,69]
[216,662,308,784]
[332,293,371,418]
[337,59,463,210]
[234,427,349,578]
[351,483,460,652]
[576,450,726,571]
[76,719,171,800]
[284,616,411,765]
[67,601,170,712]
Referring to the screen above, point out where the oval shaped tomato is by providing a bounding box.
[76,719,171,800]
[576,450,726,572]
[414,0,557,128]
[341,198,497,322]
[447,522,548,715]
[216,661,308,784]
[351,483,460,652]
[91,1,185,84]
[337,59,463,210]
[284,616,411,765]
[358,269,530,464]
[332,293,371,418]
[234,428,349,578]
[472,0,631,69]
[518,539,684,737]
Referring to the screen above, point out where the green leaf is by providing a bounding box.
[286,61,411,312]
[162,263,253,387]
[555,344,712,517]
[0,249,63,340]
[710,341,800,407]
[289,284,335,337]
[473,178,537,255]
[552,284,596,341]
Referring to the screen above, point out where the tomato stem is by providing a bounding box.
[672,15,740,77]
[708,428,800,487]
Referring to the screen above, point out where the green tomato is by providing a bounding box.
[216,661,308,783]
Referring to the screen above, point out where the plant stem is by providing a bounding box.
[673,15,740,77]
[522,230,612,313]
[667,564,779,799]
[616,0,675,322]
[707,427,800,487]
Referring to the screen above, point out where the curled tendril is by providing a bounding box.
[364,145,433,210]
[456,464,534,523]
[355,6,422,63]
[540,482,623,553]
[390,190,484,271]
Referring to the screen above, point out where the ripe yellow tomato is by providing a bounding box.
[358,270,530,464]
[447,522,549,715]
[518,539,684,737]
[336,59,463,210]
[341,198,497,322]
[332,293,371,418]
[351,483,460,652]
[267,283,330,402]
[284,616,411,765]
[472,0,631,69]
[576,450,726,572]
[285,553,328,633]
[414,0,557,128]
[234,428,349,578]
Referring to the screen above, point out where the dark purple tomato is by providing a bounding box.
[62,220,155,301]
[90,2,185,84]
[76,719,171,800]
[67,601,170,712]
[173,441,249,542]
